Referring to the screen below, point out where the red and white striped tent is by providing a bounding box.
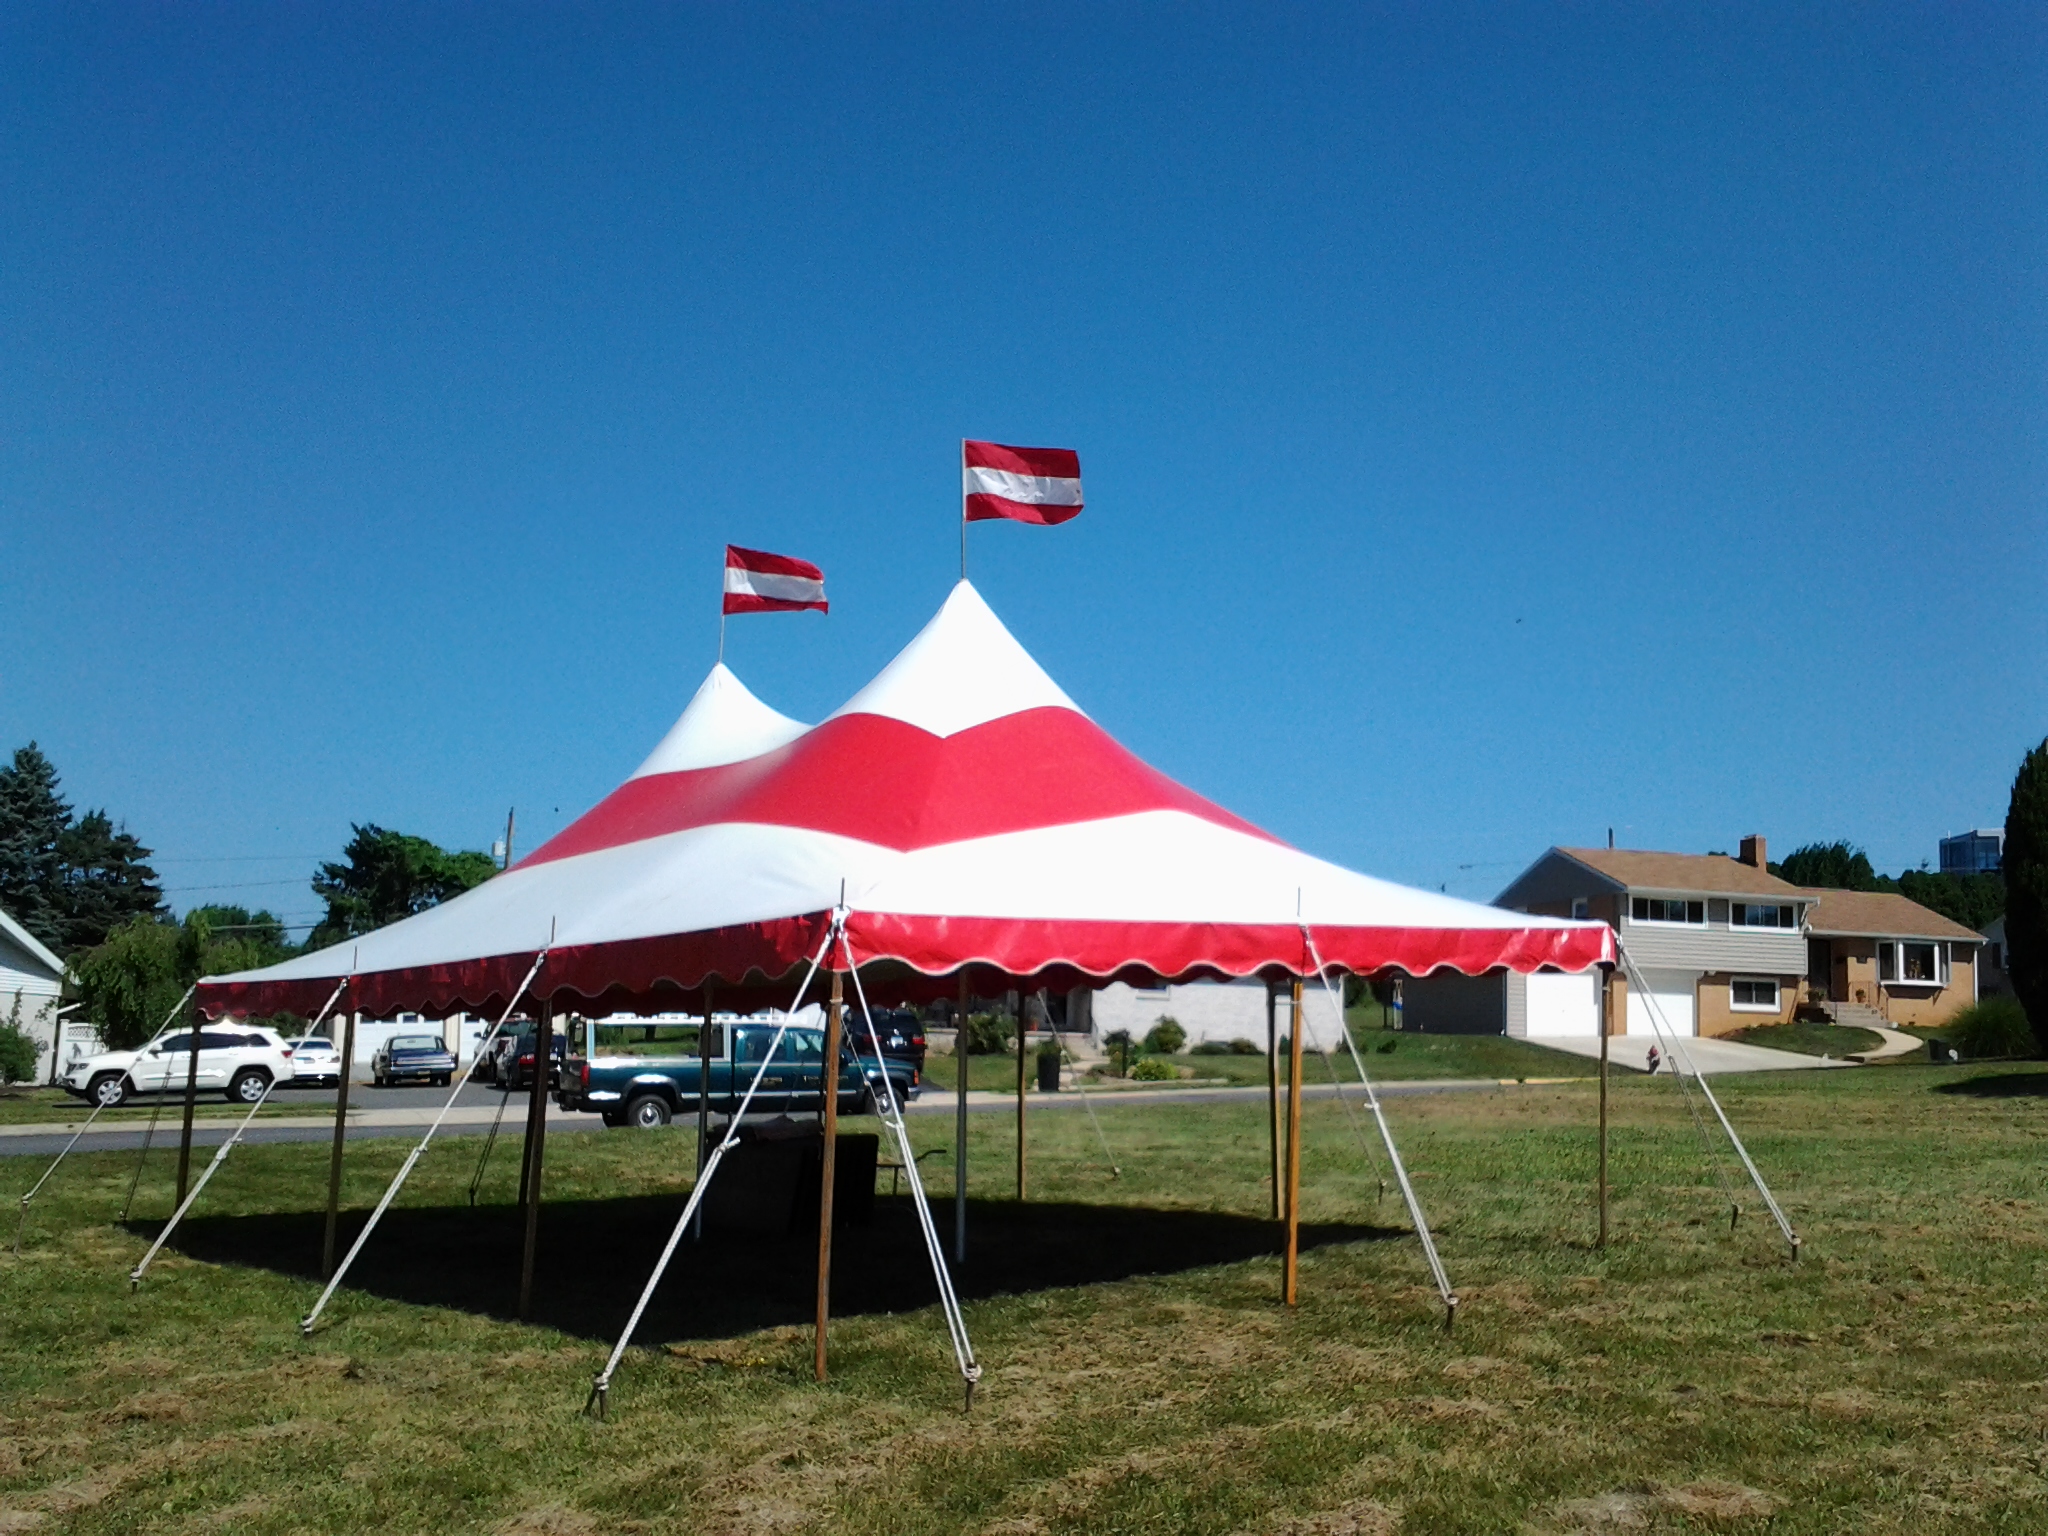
[196,582,1611,1019]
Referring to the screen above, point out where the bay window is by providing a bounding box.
[1877,940,1946,987]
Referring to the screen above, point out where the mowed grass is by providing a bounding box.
[4,1064,2048,1533]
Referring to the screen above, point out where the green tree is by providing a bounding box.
[2006,739,2048,1052]
[54,808,165,951]
[66,911,272,1051]
[1771,841,1893,892]
[308,825,498,948]
[1897,870,2006,934]
[0,743,72,948]
[0,992,38,1083]
[185,905,294,965]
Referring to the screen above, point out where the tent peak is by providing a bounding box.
[829,580,1082,738]
[630,663,809,778]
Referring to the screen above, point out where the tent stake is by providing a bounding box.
[322,1004,359,1278]
[1283,976,1305,1305]
[954,972,970,1264]
[1267,983,1282,1222]
[815,968,844,1382]
[519,1004,553,1321]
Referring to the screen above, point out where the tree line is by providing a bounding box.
[0,743,497,1050]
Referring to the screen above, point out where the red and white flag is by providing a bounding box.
[723,545,828,614]
[962,440,1083,525]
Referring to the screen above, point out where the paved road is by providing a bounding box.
[0,1075,1568,1161]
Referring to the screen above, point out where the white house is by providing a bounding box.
[1,905,66,1083]
[1085,978,1345,1052]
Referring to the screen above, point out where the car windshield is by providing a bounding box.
[391,1035,442,1051]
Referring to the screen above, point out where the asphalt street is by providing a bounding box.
[0,1075,1553,1160]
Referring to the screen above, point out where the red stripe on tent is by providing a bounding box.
[516,706,1273,866]
[195,910,1611,1021]
[965,492,1083,526]
[725,544,824,580]
[963,440,1080,478]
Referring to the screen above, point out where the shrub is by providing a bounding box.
[1130,1057,1178,1081]
[0,995,38,1084]
[1035,1038,1063,1062]
[1948,995,2035,1060]
[1143,1017,1186,1055]
[958,1012,1015,1056]
[1102,1029,1135,1077]
[1229,1037,1261,1055]
[1190,1040,1232,1056]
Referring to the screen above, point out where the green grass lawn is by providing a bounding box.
[1726,1021,1887,1058]
[6,1062,2048,1532]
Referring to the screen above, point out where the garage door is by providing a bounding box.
[1524,971,1599,1037]
[1626,969,1696,1038]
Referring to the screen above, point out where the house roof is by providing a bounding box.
[1802,889,1982,943]
[1554,848,1806,899]
[0,906,64,978]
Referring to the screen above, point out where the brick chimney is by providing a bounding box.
[1738,834,1766,869]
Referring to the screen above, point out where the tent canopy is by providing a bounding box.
[198,583,1612,1020]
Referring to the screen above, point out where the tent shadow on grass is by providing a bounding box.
[136,1196,1387,1345]
[1933,1071,2048,1099]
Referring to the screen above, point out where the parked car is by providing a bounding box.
[370,1033,456,1087]
[557,1020,917,1129]
[284,1036,344,1087]
[856,1008,928,1075]
[62,1027,297,1109]
[498,1030,567,1092]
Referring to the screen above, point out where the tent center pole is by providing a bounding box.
[1283,977,1306,1306]
[518,1003,553,1321]
[322,1007,359,1279]
[815,967,845,1382]
[1014,990,1027,1202]
[1266,983,1282,1222]
[955,972,970,1264]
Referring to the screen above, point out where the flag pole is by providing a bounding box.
[717,554,727,665]
[959,439,967,579]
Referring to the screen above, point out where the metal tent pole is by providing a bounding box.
[172,1016,203,1206]
[814,967,845,1382]
[1598,967,1610,1250]
[518,1003,553,1321]
[1014,990,1027,1202]
[695,987,713,1242]
[1266,982,1282,1221]
[321,999,359,1279]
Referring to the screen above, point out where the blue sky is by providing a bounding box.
[3,5,2042,936]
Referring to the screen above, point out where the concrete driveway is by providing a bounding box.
[1536,1034,1847,1074]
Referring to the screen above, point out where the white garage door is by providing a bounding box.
[1524,971,1599,1037]
[1626,970,1696,1038]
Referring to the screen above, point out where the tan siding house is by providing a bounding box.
[1801,889,1982,1027]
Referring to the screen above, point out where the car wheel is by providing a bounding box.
[626,1094,672,1129]
[89,1073,129,1109]
[229,1068,270,1105]
[434,1073,451,1087]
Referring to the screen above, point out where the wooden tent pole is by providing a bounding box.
[1014,989,1027,1201]
[1283,976,1306,1306]
[695,986,713,1242]
[173,1015,203,1205]
[1266,983,1282,1221]
[518,1004,553,1321]
[815,966,845,1382]
[321,1007,359,1278]
[1598,967,1610,1250]
[955,971,970,1263]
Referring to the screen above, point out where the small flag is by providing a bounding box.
[723,545,828,614]
[962,440,1083,525]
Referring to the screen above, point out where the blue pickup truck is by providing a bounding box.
[555,1019,919,1130]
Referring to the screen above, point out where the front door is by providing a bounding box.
[1808,938,1835,1000]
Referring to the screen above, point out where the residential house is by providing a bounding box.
[1980,916,2009,998]
[1,905,66,1082]
[1087,979,1343,1052]
[1801,889,1982,1028]
[1490,835,1811,1038]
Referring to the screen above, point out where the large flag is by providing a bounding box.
[723,545,828,614]
[962,440,1083,525]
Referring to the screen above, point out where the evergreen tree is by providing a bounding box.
[55,808,165,952]
[0,743,73,948]
[1771,841,1892,892]
[308,824,498,948]
[2006,739,2048,1052]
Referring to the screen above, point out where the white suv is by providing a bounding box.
[64,1026,298,1109]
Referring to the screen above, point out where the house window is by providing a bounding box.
[1730,977,1780,1011]
[1877,941,1946,986]
[1731,903,1796,929]
[1571,898,1590,919]
[1631,897,1704,924]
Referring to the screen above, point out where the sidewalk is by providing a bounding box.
[1537,1035,1847,1075]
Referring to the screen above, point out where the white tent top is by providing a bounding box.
[200,582,1611,1019]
